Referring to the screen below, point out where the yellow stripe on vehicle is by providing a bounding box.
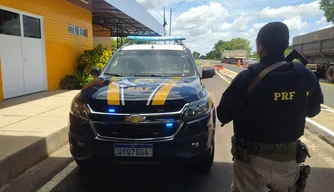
[151,77,181,105]
[107,77,121,105]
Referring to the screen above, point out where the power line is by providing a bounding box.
[145,0,163,17]
[173,0,186,11]
[169,0,187,36]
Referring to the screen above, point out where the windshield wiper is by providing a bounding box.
[134,74,170,77]
[104,73,123,77]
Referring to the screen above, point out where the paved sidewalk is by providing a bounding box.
[0,90,80,187]
[217,68,334,147]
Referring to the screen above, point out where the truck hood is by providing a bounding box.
[79,76,204,113]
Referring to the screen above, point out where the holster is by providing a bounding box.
[231,136,251,163]
[296,165,311,192]
[296,140,311,163]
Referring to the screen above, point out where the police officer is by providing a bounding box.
[216,22,324,191]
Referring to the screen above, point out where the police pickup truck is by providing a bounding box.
[68,36,217,173]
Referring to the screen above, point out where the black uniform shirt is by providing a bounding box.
[216,55,324,144]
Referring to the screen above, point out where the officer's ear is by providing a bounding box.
[256,40,265,57]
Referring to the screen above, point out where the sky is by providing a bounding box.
[135,0,333,55]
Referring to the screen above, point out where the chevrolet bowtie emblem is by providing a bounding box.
[124,115,146,123]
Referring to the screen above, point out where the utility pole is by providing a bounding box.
[169,7,172,36]
[163,7,166,44]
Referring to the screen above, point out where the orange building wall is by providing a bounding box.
[0,0,93,98]
[93,24,112,51]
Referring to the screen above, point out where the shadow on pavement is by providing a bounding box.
[51,161,234,192]
[50,160,334,192]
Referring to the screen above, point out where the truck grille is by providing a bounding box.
[92,122,181,139]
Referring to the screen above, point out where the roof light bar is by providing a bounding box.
[126,36,186,41]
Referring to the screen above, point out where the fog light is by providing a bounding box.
[77,141,85,148]
[192,142,200,149]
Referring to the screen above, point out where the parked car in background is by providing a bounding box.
[245,58,257,65]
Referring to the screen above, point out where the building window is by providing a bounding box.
[68,25,75,35]
[68,25,87,37]
[0,9,21,36]
[23,15,41,39]
[79,28,87,37]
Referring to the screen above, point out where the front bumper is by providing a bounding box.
[68,112,215,164]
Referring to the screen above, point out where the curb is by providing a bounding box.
[218,69,334,147]
[305,118,334,147]
[0,126,69,187]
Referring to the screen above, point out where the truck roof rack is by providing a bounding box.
[119,36,188,51]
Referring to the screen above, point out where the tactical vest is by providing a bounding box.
[233,62,316,144]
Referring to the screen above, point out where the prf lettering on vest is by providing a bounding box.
[127,87,151,91]
[273,91,296,101]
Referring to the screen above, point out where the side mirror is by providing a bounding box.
[201,67,216,79]
[90,67,101,79]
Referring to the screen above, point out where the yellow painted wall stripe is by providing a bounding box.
[151,78,181,105]
[107,77,121,105]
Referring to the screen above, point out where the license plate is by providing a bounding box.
[114,144,153,157]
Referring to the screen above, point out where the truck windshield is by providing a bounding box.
[103,50,196,77]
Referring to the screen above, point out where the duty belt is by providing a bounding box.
[232,137,299,162]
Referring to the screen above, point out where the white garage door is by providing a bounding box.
[0,7,46,99]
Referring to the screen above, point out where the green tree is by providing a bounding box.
[248,48,292,62]
[193,51,201,59]
[206,50,221,60]
[229,38,251,55]
[206,37,252,60]
[111,37,129,52]
[320,0,334,23]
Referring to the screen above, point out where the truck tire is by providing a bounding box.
[326,65,334,83]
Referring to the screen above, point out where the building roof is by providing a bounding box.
[92,0,164,37]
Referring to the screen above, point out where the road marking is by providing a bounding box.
[36,161,77,192]
[216,71,231,84]
[222,68,238,75]
[320,82,334,87]
[324,108,334,113]
[306,117,334,137]
[321,104,334,112]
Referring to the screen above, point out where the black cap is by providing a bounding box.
[256,22,289,56]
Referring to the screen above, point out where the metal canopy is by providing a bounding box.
[92,0,163,37]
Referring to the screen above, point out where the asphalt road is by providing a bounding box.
[28,71,334,192]
[203,60,334,109]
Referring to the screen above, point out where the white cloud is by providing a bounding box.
[315,16,334,30]
[283,16,308,31]
[172,2,229,37]
[316,16,327,26]
[136,0,326,54]
[258,1,322,18]
[220,14,254,32]
[319,25,334,30]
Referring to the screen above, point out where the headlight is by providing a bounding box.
[70,99,90,120]
[183,96,210,121]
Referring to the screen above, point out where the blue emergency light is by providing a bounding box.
[166,122,174,128]
[108,108,115,113]
[127,36,186,42]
